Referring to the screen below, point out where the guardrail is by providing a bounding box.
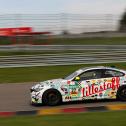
[0,50,126,68]
[0,45,126,51]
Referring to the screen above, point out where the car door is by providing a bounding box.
[71,69,104,101]
[101,69,124,99]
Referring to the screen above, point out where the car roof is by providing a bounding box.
[80,66,125,72]
[81,66,105,71]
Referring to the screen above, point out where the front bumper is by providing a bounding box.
[31,91,43,104]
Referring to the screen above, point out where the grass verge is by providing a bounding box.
[1,37,126,45]
[0,110,126,126]
[0,50,102,56]
[50,37,126,45]
[0,62,126,83]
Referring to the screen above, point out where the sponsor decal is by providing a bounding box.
[65,96,72,100]
[82,77,120,97]
[61,86,68,94]
[70,88,78,96]
[108,89,117,98]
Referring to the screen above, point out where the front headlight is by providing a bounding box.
[34,88,43,92]
[31,83,44,92]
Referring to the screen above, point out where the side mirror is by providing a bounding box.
[74,76,80,81]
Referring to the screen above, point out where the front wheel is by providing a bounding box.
[117,86,126,101]
[42,89,62,106]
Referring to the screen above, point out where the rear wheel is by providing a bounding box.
[117,86,126,101]
[42,89,62,106]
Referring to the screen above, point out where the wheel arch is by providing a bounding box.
[117,85,126,99]
[42,88,63,103]
[117,85,126,92]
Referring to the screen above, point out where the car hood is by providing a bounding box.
[41,78,64,85]
[31,78,64,90]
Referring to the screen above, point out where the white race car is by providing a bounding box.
[30,66,126,106]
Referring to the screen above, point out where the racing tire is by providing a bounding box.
[42,89,62,106]
[117,85,126,101]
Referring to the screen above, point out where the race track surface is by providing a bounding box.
[0,82,126,112]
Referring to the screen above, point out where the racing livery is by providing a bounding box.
[30,66,126,106]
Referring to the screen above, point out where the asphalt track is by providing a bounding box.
[0,82,126,112]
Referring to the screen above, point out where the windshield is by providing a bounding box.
[63,71,78,80]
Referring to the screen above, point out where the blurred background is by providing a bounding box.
[0,14,120,34]
[0,13,125,45]
[0,0,126,71]
[0,0,125,45]
[1,1,126,126]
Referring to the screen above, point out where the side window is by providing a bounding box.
[77,69,102,81]
[103,69,124,78]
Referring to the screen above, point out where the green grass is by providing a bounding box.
[50,37,126,45]
[0,62,126,83]
[1,37,126,45]
[0,110,126,126]
[0,36,126,56]
[0,51,64,56]
[0,50,98,56]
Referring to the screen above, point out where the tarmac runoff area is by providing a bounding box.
[0,82,126,113]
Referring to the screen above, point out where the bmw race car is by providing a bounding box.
[30,66,126,106]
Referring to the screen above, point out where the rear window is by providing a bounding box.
[103,69,125,78]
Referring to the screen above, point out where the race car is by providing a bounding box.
[30,66,126,106]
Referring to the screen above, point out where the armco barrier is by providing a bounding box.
[0,104,126,117]
[1,50,126,68]
[0,45,126,51]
